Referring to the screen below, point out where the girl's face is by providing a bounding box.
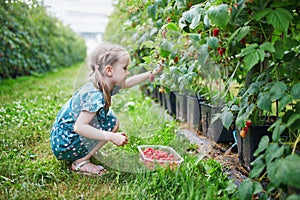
[112,55,130,86]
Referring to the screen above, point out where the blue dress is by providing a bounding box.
[50,81,117,162]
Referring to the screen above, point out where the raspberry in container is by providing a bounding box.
[138,145,184,170]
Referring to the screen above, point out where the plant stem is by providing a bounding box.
[292,133,300,155]
[259,21,268,42]
[258,171,267,181]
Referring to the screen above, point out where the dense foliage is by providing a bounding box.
[104,0,300,199]
[0,0,86,79]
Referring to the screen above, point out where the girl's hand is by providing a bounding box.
[152,60,164,75]
[110,132,128,146]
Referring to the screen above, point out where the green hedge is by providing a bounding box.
[0,0,87,79]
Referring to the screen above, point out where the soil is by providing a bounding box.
[178,126,249,186]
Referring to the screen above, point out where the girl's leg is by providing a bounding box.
[71,120,119,173]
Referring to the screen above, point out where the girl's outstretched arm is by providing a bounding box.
[121,62,164,89]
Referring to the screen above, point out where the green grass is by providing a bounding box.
[0,63,237,199]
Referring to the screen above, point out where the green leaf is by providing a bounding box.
[240,43,259,56]
[238,179,253,200]
[291,83,300,99]
[140,41,155,49]
[259,42,275,53]
[266,8,293,34]
[250,160,265,178]
[252,182,263,194]
[228,26,250,44]
[267,154,300,189]
[274,40,285,60]
[231,105,239,111]
[182,11,194,23]
[203,14,210,27]
[189,33,201,42]
[259,193,269,200]
[197,44,209,66]
[155,0,166,7]
[265,144,285,164]
[240,96,249,110]
[225,180,237,194]
[278,95,292,111]
[227,27,240,44]
[286,113,300,129]
[246,103,255,114]
[207,36,219,50]
[176,0,187,9]
[160,41,173,58]
[236,26,250,43]
[286,194,300,200]
[256,49,265,63]
[253,8,271,21]
[251,154,264,166]
[178,17,187,30]
[190,13,201,29]
[269,119,286,142]
[253,136,269,157]
[269,81,287,101]
[247,82,260,95]
[243,52,259,71]
[163,22,180,32]
[257,93,272,112]
[147,4,158,20]
[236,112,247,129]
[207,4,230,28]
[221,110,234,130]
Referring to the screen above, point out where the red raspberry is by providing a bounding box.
[218,48,225,56]
[240,38,246,44]
[213,28,219,37]
[174,56,179,63]
[246,120,252,127]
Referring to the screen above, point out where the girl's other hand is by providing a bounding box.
[110,132,128,146]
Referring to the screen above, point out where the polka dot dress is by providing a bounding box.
[50,81,117,162]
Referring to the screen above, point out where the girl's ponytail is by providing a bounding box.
[94,65,111,110]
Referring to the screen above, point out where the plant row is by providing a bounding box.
[104,0,300,199]
[0,0,87,79]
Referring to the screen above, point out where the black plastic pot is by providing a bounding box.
[155,86,163,106]
[196,94,207,133]
[162,92,168,110]
[199,102,235,143]
[237,125,272,171]
[174,92,187,122]
[165,91,176,116]
[140,85,151,97]
[186,94,200,129]
[151,86,158,102]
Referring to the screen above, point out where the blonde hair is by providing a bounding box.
[88,43,130,109]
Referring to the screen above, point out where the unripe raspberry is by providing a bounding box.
[240,130,246,138]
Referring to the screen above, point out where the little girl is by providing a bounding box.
[50,43,163,176]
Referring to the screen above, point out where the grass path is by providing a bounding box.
[0,64,236,199]
[0,63,179,199]
[0,64,120,199]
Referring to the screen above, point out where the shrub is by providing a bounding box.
[0,0,86,79]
